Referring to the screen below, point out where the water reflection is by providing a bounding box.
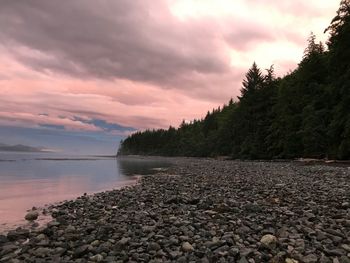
[118,156,171,175]
[0,153,171,232]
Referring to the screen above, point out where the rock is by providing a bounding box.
[7,229,29,241]
[182,242,194,252]
[341,202,350,208]
[90,254,104,262]
[344,220,350,227]
[148,242,161,251]
[204,210,218,215]
[319,255,332,263]
[91,240,100,246]
[65,225,76,232]
[339,256,350,263]
[25,210,39,221]
[316,230,327,241]
[229,247,240,256]
[142,225,156,233]
[0,244,18,255]
[179,235,190,241]
[35,233,47,241]
[118,237,130,246]
[33,247,52,257]
[302,254,318,263]
[177,256,187,263]
[324,249,346,257]
[238,257,249,263]
[169,250,182,259]
[47,220,60,227]
[260,234,277,250]
[1,160,350,262]
[341,244,350,252]
[244,203,262,212]
[74,245,89,257]
[324,228,345,238]
[237,226,251,235]
[240,248,254,257]
[0,234,8,244]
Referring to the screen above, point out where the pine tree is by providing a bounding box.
[326,0,350,159]
[239,62,264,100]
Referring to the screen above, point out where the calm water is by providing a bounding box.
[0,152,171,232]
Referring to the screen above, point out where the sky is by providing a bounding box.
[0,0,340,154]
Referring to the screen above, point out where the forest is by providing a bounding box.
[118,0,350,160]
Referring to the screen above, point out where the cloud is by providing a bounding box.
[72,116,136,132]
[0,0,229,89]
[0,0,340,153]
[39,123,65,130]
[1,0,336,93]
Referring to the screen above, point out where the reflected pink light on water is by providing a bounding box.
[0,175,137,233]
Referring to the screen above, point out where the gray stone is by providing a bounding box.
[33,247,52,257]
[339,256,350,263]
[302,254,318,263]
[182,242,194,252]
[0,235,8,244]
[90,254,104,262]
[148,242,161,251]
[25,210,39,221]
[238,257,249,263]
[260,234,277,250]
[118,237,130,246]
[0,244,18,255]
[74,245,89,257]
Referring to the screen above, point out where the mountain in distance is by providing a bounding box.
[0,143,49,152]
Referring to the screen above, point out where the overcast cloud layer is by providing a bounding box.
[0,0,339,152]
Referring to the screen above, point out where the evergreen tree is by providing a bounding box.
[118,0,350,160]
[326,0,350,159]
[239,62,264,100]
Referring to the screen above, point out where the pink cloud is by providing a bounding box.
[0,0,340,136]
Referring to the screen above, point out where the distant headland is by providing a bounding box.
[0,143,49,153]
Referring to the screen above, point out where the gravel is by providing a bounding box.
[0,158,349,262]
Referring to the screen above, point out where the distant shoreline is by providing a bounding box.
[0,153,117,162]
[0,143,50,153]
[118,154,350,167]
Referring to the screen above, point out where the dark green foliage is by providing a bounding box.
[118,1,350,160]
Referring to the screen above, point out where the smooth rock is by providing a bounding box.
[260,234,277,250]
[25,210,39,221]
[148,242,161,251]
[90,254,104,262]
[182,242,194,252]
[118,237,130,246]
[302,254,318,263]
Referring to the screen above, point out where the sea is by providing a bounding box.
[0,152,171,233]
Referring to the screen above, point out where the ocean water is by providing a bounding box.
[0,152,171,232]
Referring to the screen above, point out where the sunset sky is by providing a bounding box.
[0,0,340,154]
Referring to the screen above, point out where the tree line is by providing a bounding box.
[118,0,350,160]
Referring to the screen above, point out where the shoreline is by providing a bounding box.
[0,176,140,236]
[1,158,349,262]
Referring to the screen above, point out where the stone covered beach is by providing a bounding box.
[0,158,349,262]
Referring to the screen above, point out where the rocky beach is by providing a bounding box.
[0,158,349,263]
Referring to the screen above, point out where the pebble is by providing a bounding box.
[0,158,349,262]
[24,210,39,221]
[260,234,277,250]
[182,241,194,252]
